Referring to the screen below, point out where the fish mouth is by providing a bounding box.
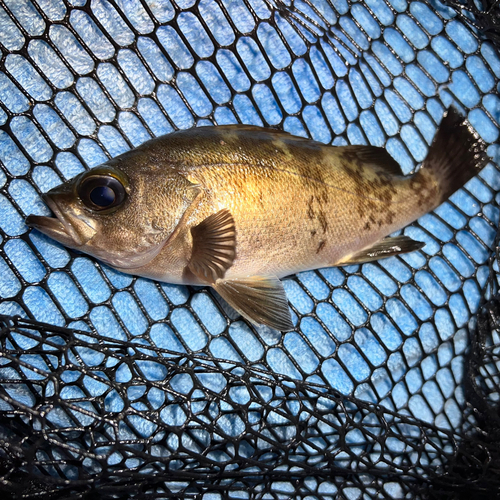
[26,194,84,247]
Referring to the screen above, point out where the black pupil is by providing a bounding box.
[79,175,126,211]
[90,185,116,207]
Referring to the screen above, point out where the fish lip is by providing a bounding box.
[26,194,83,246]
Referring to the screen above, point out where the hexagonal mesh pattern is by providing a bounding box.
[0,0,500,498]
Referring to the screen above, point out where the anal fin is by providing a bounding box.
[337,236,425,265]
[213,276,294,331]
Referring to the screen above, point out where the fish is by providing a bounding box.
[26,107,490,331]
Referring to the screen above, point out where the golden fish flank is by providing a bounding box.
[26,108,490,331]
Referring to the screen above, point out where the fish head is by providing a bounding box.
[26,156,200,270]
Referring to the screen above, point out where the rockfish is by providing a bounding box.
[26,108,489,330]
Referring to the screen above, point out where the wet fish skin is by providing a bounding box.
[26,108,490,330]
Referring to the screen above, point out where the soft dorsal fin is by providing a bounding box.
[213,275,294,331]
[188,209,236,283]
[336,235,425,265]
[339,146,404,176]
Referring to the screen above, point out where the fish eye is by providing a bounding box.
[78,175,127,211]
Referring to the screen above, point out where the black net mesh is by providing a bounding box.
[1,0,500,498]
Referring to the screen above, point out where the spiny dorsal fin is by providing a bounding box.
[213,276,294,331]
[337,235,425,265]
[212,124,317,144]
[188,209,236,283]
[339,146,404,176]
[214,124,275,133]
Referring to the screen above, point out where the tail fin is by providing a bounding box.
[421,107,489,204]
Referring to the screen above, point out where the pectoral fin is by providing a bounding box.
[213,276,294,331]
[337,235,425,265]
[188,209,236,283]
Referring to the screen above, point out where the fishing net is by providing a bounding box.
[1,0,500,498]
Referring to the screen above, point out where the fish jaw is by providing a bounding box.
[26,213,75,246]
[26,192,96,248]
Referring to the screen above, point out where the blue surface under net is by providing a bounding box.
[1,0,500,498]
